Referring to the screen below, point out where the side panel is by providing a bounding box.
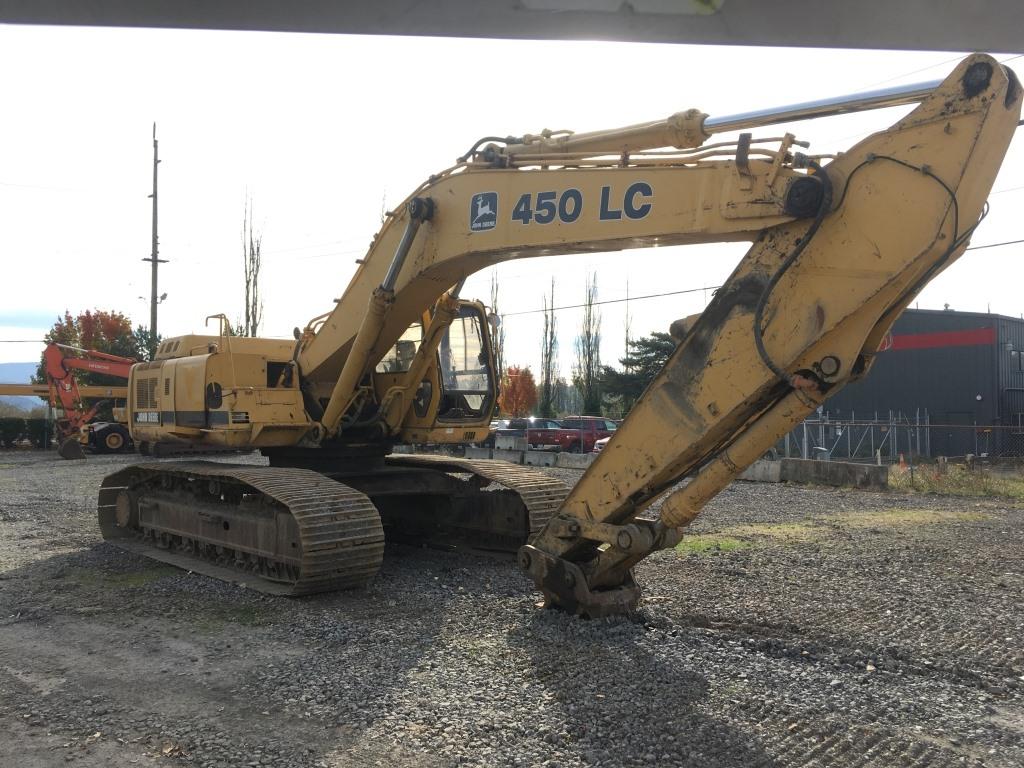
[170,356,209,432]
[128,361,163,443]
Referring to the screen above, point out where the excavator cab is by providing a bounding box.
[436,304,495,422]
[374,299,497,445]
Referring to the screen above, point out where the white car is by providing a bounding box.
[592,435,611,453]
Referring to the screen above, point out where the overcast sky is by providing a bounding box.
[1,25,1021,375]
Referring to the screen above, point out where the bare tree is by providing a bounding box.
[623,279,632,374]
[242,197,263,337]
[487,274,503,387]
[538,278,558,418]
[573,273,602,416]
[553,377,581,416]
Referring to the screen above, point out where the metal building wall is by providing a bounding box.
[997,316,1024,453]
[825,309,1012,457]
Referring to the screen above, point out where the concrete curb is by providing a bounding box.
[458,447,598,468]
[740,458,888,489]
[554,452,594,469]
[524,451,557,467]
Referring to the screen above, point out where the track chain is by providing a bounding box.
[98,461,385,596]
[385,454,570,535]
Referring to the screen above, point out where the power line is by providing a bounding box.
[0,180,81,192]
[501,285,719,317]
[262,238,372,257]
[857,53,1023,92]
[5,234,1019,339]
[858,54,967,90]
[290,248,366,262]
[500,233,1024,318]
[816,52,1024,152]
[965,237,1024,252]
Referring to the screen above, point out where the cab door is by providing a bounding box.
[435,303,496,424]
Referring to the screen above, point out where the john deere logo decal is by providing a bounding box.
[470,192,497,232]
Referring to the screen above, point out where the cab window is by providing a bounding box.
[437,306,494,420]
[376,323,422,373]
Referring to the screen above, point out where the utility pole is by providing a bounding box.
[142,123,167,360]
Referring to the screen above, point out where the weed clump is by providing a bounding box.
[889,464,1024,501]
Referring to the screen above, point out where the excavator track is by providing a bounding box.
[385,454,569,536]
[98,462,385,596]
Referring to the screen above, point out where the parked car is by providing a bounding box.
[558,416,618,453]
[492,417,574,450]
[522,418,569,450]
[593,435,611,453]
[480,419,509,447]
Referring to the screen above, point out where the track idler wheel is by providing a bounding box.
[114,491,138,529]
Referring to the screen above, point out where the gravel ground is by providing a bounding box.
[1,451,1023,767]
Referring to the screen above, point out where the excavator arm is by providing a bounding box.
[42,343,135,434]
[292,55,1019,615]
[523,56,1021,615]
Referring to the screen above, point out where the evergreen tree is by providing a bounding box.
[600,331,676,413]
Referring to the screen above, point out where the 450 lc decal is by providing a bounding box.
[469,182,653,231]
[512,182,652,224]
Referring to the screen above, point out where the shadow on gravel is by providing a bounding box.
[0,542,456,767]
[1,543,194,612]
[508,610,777,768]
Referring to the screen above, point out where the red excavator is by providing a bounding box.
[42,342,135,458]
[1,342,254,460]
[0,343,134,458]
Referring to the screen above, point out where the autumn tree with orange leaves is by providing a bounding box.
[33,310,156,391]
[498,366,538,417]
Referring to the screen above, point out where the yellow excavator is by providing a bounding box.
[99,55,1019,616]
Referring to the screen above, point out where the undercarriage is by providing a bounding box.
[98,456,570,596]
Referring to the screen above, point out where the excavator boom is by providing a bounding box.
[0,384,128,400]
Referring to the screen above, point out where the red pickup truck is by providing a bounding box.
[557,416,618,453]
[487,416,618,452]
[491,418,568,449]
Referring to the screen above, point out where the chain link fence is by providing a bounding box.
[780,410,1024,464]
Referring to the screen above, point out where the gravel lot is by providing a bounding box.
[1,451,1022,767]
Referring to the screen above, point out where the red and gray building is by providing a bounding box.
[823,308,1024,457]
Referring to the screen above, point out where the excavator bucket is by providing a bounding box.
[59,437,87,460]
